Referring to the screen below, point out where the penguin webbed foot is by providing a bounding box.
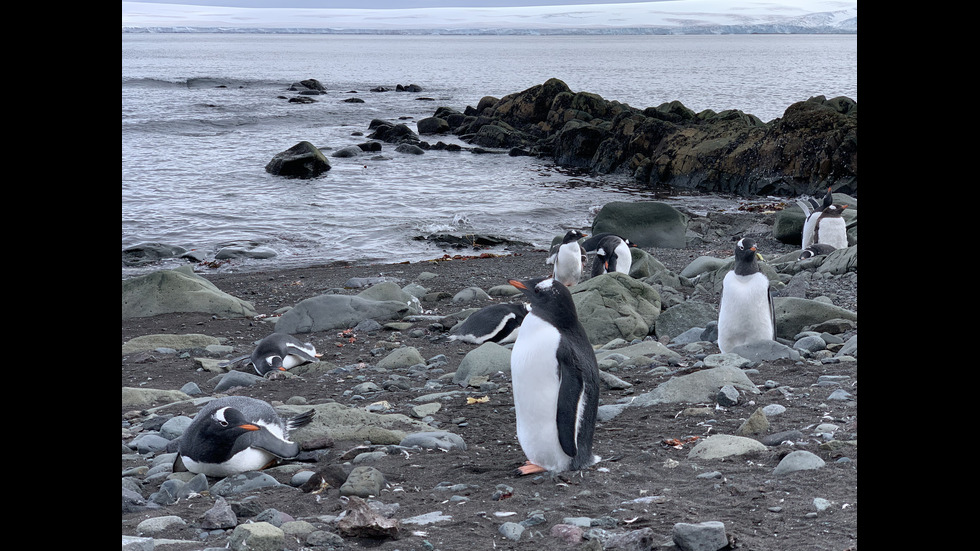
[514,461,547,477]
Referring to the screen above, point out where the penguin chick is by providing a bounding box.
[508,277,600,476]
[717,238,775,354]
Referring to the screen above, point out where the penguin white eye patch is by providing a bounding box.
[535,278,556,291]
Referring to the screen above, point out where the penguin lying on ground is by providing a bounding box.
[247,333,321,376]
[175,396,315,477]
[508,276,600,476]
[448,302,530,344]
[589,234,635,277]
[798,243,837,260]
[717,237,775,354]
[798,188,848,250]
[550,230,588,287]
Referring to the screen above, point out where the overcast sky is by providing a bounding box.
[122,1,668,7]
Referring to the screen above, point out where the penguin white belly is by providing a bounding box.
[717,272,774,354]
[815,217,848,249]
[183,447,277,478]
[553,245,583,286]
[612,241,632,275]
[510,313,572,472]
[802,214,818,249]
[281,354,307,369]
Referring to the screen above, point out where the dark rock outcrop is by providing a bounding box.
[433,78,856,197]
[264,141,331,178]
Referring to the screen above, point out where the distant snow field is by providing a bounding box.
[120,0,857,33]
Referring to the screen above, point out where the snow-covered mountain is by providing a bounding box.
[121,1,857,34]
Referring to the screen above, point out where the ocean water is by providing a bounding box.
[121,33,857,277]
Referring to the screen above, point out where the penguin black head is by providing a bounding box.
[562,230,587,244]
[194,406,261,454]
[820,187,834,210]
[733,238,762,276]
[258,355,286,375]
[821,203,847,217]
[508,277,578,329]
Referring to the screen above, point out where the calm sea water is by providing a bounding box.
[121,33,857,277]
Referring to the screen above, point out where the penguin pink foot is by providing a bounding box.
[516,461,548,476]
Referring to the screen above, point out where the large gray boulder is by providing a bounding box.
[275,295,412,334]
[278,402,434,445]
[591,201,689,249]
[570,272,661,345]
[772,297,857,340]
[654,301,718,341]
[121,266,258,319]
[452,342,512,386]
[356,282,422,316]
[631,365,759,407]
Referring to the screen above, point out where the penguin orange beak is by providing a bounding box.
[278,367,286,371]
[508,279,527,290]
[239,424,260,431]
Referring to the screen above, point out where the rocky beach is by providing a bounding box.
[122,197,858,551]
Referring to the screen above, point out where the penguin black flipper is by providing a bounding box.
[283,341,319,363]
[555,363,585,459]
[238,429,302,459]
[581,233,616,252]
[554,325,600,468]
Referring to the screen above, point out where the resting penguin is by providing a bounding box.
[589,234,635,277]
[176,396,315,477]
[248,333,321,376]
[717,237,775,354]
[799,188,848,250]
[448,302,530,344]
[551,230,588,287]
[798,243,837,260]
[508,277,600,475]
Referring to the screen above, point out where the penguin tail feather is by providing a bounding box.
[287,409,316,431]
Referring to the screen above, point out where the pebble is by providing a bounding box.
[122,250,857,549]
[498,521,525,541]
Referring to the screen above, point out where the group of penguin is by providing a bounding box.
[174,189,848,479]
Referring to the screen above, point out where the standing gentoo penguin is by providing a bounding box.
[590,234,635,277]
[717,238,775,354]
[176,396,315,477]
[248,333,320,376]
[449,302,530,344]
[551,230,588,287]
[799,188,848,250]
[508,277,600,475]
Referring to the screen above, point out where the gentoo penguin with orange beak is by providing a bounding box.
[800,188,848,250]
[248,333,320,376]
[507,277,600,476]
[589,234,635,277]
[551,230,588,287]
[176,396,315,477]
[717,238,775,354]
